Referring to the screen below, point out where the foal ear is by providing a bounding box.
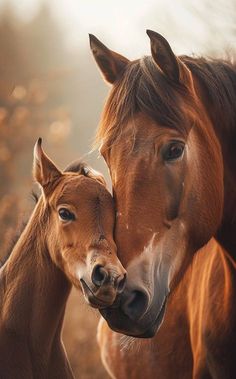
[146,30,180,82]
[33,138,62,191]
[89,34,129,84]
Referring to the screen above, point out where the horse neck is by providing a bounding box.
[212,103,236,258]
[0,198,71,353]
[211,119,236,257]
[191,62,236,258]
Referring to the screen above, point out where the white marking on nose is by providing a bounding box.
[142,233,158,255]
[126,224,129,230]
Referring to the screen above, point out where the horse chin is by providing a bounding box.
[100,296,168,338]
[99,307,144,336]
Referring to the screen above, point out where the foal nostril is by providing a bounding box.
[123,289,149,321]
[116,273,127,294]
[92,264,108,287]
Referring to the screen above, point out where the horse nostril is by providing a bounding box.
[92,264,108,287]
[123,289,149,321]
[116,273,127,293]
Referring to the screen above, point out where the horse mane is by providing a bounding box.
[96,54,236,150]
[182,55,236,141]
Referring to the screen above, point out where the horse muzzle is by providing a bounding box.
[99,284,169,337]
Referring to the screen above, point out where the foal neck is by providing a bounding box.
[0,198,71,361]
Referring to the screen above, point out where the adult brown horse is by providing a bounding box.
[0,139,126,378]
[90,30,236,378]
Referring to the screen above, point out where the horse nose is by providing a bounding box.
[122,289,149,321]
[91,264,127,292]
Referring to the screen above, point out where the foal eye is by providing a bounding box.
[58,208,75,222]
[163,142,185,162]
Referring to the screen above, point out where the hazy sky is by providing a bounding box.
[0,0,235,58]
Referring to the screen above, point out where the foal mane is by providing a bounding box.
[96,54,236,149]
[0,191,39,268]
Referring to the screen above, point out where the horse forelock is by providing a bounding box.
[96,55,193,151]
[96,54,236,152]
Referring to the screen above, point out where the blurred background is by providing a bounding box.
[0,0,235,377]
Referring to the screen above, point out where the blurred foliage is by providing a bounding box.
[0,3,72,257]
[0,3,108,378]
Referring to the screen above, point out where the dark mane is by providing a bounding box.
[96,55,236,148]
[0,222,28,268]
[0,190,39,268]
[182,56,236,140]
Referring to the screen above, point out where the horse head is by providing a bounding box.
[90,30,224,336]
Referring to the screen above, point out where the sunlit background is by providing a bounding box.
[0,0,235,377]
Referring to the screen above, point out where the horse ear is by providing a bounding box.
[89,34,129,84]
[146,30,180,82]
[33,138,62,191]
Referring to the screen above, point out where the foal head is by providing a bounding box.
[33,138,126,308]
[90,31,224,336]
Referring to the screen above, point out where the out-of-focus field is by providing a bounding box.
[0,5,110,378]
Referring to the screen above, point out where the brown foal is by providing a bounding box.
[0,139,125,379]
[90,30,236,378]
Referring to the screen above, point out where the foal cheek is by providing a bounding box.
[46,222,84,275]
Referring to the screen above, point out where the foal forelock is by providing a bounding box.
[64,160,87,175]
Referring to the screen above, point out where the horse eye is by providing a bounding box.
[163,142,185,162]
[58,208,75,222]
